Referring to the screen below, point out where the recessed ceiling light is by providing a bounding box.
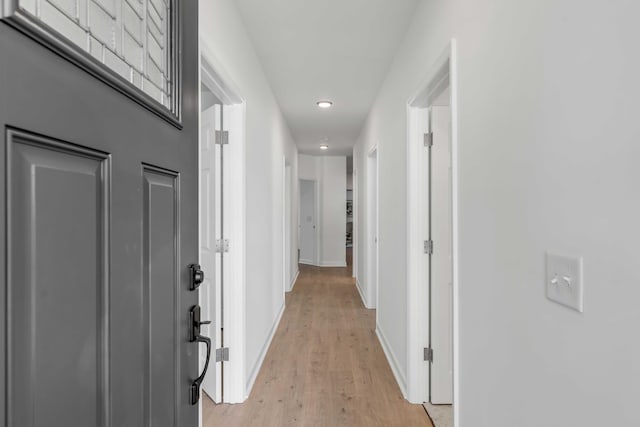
[317,100,333,109]
[320,144,329,150]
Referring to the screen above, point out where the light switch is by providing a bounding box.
[545,253,584,313]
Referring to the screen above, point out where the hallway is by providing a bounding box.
[203,263,431,426]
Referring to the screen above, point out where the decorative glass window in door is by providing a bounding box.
[5,0,179,123]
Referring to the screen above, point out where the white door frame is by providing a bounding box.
[199,40,247,406]
[367,146,379,311]
[405,40,459,425]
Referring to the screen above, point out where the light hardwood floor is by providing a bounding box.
[203,261,432,427]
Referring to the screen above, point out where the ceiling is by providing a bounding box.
[235,0,421,156]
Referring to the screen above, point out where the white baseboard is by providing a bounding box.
[319,261,347,267]
[245,302,285,397]
[287,269,300,292]
[355,278,372,309]
[299,260,347,268]
[376,324,408,399]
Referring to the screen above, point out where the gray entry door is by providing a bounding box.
[0,3,200,427]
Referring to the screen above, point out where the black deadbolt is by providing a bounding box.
[189,264,205,291]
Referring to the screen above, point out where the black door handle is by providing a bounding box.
[189,305,212,405]
[190,334,211,405]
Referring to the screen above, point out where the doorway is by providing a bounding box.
[199,51,246,406]
[299,179,317,265]
[406,41,459,426]
[367,148,379,309]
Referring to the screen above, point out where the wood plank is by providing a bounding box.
[203,261,432,427]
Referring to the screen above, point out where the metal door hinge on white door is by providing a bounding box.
[215,347,230,362]
[424,132,434,147]
[424,347,434,362]
[215,130,229,145]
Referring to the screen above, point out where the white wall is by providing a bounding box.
[321,157,347,266]
[354,0,640,426]
[299,154,347,267]
[298,153,318,181]
[200,0,298,397]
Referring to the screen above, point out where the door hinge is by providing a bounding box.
[215,239,230,253]
[423,240,433,255]
[215,347,230,362]
[215,130,229,145]
[423,132,433,147]
[424,347,433,362]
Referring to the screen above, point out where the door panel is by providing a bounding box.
[7,129,109,427]
[142,166,179,427]
[0,0,200,424]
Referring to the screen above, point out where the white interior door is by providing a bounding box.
[367,150,378,308]
[285,164,292,288]
[430,105,453,404]
[199,101,222,402]
[299,180,316,264]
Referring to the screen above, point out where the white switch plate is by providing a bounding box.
[545,253,584,313]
